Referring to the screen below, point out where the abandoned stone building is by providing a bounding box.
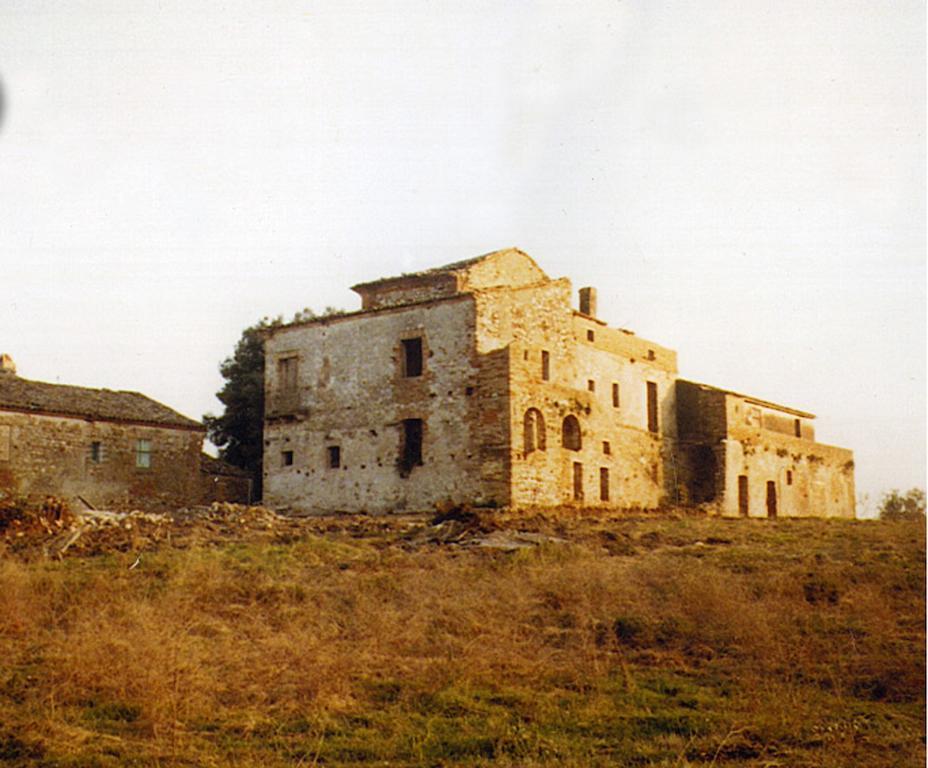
[262,248,855,518]
[0,354,244,511]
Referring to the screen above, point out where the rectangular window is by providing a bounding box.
[572,462,583,501]
[327,445,341,469]
[402,337,423,377]
[647,349,655,361]
[600,467,610,502]
[278,356,298,391]
[787,470,793,486]
[587,379,595,392]
[602,440,611,455]
[794,418,801,438]
[281,450,294,467]
[135,439,152,469]
[400,418,424,475]
[90,441,103,464]
[612,382,620,408]
[586,329,595,342]
[646,381,659,433]
[541,350,550,381]
[738,474,749,516]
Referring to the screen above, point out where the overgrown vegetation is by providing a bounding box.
[0,514,923,766]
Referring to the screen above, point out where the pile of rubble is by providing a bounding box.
[0,497,574,560]
[0,497,302,559]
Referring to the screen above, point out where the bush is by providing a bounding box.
[879,488,925,521]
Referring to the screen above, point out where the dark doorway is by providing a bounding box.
[572,462,583,501]
[646,381,659,433]
[399,418,423,476]
[766,481,777,518]
[738,475,749,516]
[690,445,717,503]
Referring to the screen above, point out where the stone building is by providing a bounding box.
[0,355,206,511]
[262,249,855,518]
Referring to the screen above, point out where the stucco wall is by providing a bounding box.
[0,411,203,511]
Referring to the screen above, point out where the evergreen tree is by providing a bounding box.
[204,308,341,500]
[204,317,281,499]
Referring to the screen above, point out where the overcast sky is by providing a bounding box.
[1,1,924,513]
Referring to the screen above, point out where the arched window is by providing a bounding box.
[562,415,582,451]
[523,408,546,453]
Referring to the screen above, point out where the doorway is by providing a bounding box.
[766,481,777,518]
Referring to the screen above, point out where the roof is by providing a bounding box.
[678,379,815,419]
[200,453,252,477]
[0,374,203,430]
[350,247,525,291]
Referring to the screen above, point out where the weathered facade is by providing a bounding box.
[676,381,855,518]
[263,249,855,518]
[0,356,205,511]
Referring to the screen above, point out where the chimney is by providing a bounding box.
[0,354,15,375]
[579,287,597,317]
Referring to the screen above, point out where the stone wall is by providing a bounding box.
[263,295,494,513]
[0,410,203,511]
[674,381,855,518]
[721,395,854,518]
[475,279,678,509]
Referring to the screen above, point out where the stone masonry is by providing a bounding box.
[263,248,856,518]
[0,360,206,512]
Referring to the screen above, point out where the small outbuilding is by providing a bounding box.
[0,355,204,512]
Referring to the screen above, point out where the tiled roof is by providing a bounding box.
[351,248,517,290]
[0,374,203,429]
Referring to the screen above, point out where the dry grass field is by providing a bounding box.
[0,510,923,767]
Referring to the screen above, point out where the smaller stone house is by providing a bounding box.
[676,380,855,518]
[0,355,205,511]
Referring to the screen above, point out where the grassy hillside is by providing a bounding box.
[0,512,923,766]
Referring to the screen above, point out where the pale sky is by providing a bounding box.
[1,1,924,513]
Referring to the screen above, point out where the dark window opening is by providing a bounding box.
[586,329,595,342]
[278,356,298,390]
[602,440,611,455]
[90,441,102,464]
[327,446,341,469]
[562,415,582,451]
[787,470,793,485]
[612,382,620,408]
[399,418,424,476]
[281,450,294,467]
[600,467,609,502]
[523,408,546,453]
[793,418,801,437]
[738,475,749,516]
[402,338,423,377]
[587,379,595,392]
[647,349,655,361]
[766,480,778,518]
[646,381,659,433]
[573,462,583,501]
[541,350,550,381]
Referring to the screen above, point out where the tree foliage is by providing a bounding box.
[878,488,925,521]
[204,307,344,499]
